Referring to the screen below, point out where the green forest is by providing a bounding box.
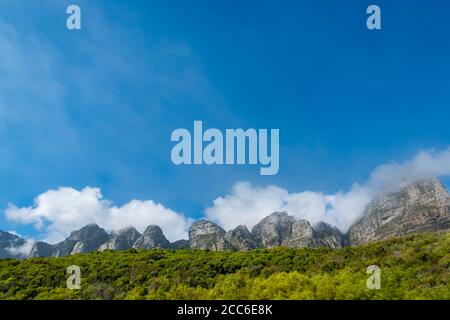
[0,232,449,300]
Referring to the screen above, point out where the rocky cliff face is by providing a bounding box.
[99,227,141,251]
[349,177,450,245]
[252,212,295,248]
[189,220,229,250]
[282,219,316,248]
[133,225,170,249]
[2,177,449,259]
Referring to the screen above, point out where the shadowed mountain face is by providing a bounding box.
[0,231,25,259]
[1,178,449,258]
[29,242,53,258]
[224,225,258,251]
[313,222,347,248]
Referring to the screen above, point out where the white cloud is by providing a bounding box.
[6,240,36,258]
[204,182,371,232]
[6,187,191,243]
[367,148,450,192]
[205,147,450,232]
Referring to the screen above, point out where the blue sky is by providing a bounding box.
[1,0,450,241]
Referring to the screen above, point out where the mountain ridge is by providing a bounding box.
[1,177,450,258]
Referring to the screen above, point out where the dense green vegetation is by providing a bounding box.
[0,232,448,300]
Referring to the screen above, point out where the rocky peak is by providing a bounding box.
[189,220,229,250]
[67,224,107,241]
[133,225,170,249]
[53,224,109,256]
[99,227,141,251]
[251,212,295,248]
[349,177,450,245]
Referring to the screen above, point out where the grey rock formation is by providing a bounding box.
[225,225,257,250]
[251,212,295,248]
[189,220,229,250]
[251,212,342,249]
[251,212,344,249]
[349,177,450,245]
[282,219,316,248]
[53,224,109,257]
[99,227,141,251]
[133,225,170,249]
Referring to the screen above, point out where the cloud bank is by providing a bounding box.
[6,187,192,243]
[205,148,450,231]
[5,147,450,242]
[205,182,371,232]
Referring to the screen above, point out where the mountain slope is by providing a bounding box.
[349,177,450,245]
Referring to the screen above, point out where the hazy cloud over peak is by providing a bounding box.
[205,148,450,232]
